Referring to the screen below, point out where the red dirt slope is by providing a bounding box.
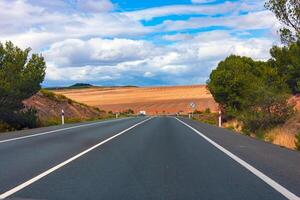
[23,91,103,122]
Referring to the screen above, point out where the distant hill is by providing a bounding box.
[46,83,95,90]
[46,83,138,90]
[69,83,94,88]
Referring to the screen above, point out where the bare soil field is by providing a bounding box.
[54,85,219,115]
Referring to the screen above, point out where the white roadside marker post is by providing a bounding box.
[218,110,222,127]
[61,109,65,125]
[189,102,196,120]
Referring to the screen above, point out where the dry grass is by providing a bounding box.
[223,113,300,150]
[265,112,300,150]
[223,119,243,132]
[265,128,296,149]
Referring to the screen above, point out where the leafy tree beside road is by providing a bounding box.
[269,41,300,94]
[0,41,46,130]
[207,0,300,142]
[265,0,300,94]
[207,55,293,134]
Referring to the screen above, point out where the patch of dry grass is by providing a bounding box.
[265,128,296,149]
[263,112,300,150]
[223,119,243,132]
[223,113,300,150]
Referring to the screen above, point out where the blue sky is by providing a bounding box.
[0,0,281,86]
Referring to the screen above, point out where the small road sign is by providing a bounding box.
[190,102,196,109]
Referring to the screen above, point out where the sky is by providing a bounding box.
[0,0,282,87]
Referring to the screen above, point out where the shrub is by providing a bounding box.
[15,108,39,129]
[194,110,203,114]
[193,113,218,126]
[0,121,13,132]
[204,108,211,114]
[40,89,56,99]
[122,109,134,115]
[239,92,294,134]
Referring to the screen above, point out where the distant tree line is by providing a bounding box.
[207,0,299,135]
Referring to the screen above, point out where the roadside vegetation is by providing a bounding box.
[0,41,46,131]
[192,109,218,126]
[207,0,300,150]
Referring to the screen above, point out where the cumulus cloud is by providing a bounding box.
[124,1,264,21]
[43,31,274,85]
[160,10,280,33]
[0,0,150,51]
[0,0,281,86]
[44,38,158,67]
[77,0,115,12]
[144,72,155,78]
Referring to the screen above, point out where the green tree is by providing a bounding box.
[269,41,300,93]
[0,41,46,129]
[208,56,263,113]
[265,0,300,44]
[207,55,293,133]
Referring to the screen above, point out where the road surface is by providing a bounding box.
[0,117,299,200]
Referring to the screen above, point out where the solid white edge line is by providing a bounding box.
[175,117,300,200]
[0,117,131,144]
[0,117,153,199]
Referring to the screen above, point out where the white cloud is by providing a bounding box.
[124,1,264,21]
[0,0,150,51]
[43,31,274,85]
[44,38,158,67]
[46,65,118,82]
[77,0,115,12]
[144,72,155,78]
[0,0,281,86]
[160,10,280,33]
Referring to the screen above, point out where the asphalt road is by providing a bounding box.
[0,117,299,200]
